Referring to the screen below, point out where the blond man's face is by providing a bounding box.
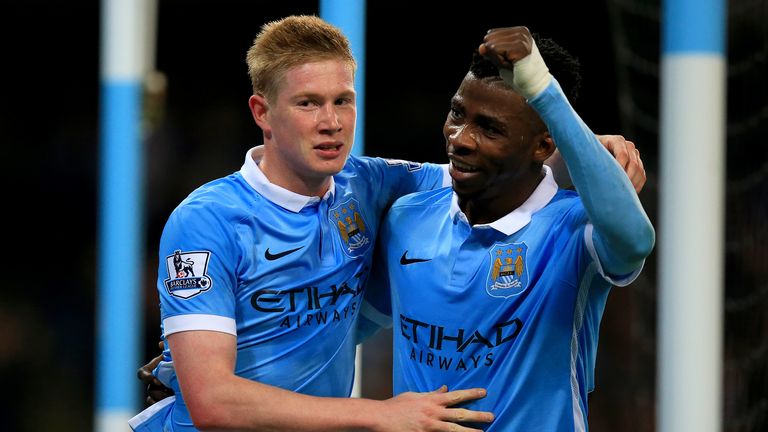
[261,60,356,192]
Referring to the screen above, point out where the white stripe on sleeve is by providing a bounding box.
[163,314,237,337]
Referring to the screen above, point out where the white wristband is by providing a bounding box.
[499,41,552,100]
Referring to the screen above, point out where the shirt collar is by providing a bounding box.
[449,165,558,235]
[239,146,336,213]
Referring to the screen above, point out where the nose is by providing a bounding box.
[318,104,342,134]
[446,124,478,155]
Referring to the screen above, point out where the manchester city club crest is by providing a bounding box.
[163,250,213,299]
[329,198,372,258]
[486,242,529,298]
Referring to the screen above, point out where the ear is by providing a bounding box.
[249,94,271,135]
[533,131,556,163]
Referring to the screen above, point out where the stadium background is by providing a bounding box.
[2,0,765,430]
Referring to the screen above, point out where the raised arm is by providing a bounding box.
[481,27,654,277]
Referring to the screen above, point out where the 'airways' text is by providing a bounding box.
[278,301,358,328]
[408,348,495,371]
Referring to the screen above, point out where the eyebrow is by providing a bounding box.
[476,114,506,132]
[452,96,507,133]
[293,90,356,100]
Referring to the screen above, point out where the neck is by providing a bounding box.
[459,167,545,225]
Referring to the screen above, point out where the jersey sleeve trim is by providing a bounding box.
[584,224,644,287]
[360,300,393,329]
[128,395,176,430]
[162,314,237,337]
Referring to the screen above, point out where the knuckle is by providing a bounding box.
[418,417,434,430]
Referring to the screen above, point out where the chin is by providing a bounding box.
[315,160,348,176]
[451,180,482,199]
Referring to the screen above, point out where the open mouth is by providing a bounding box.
[314,143,343,151]
[450,159,480,173]
[314,142,344,157]
[315,144,341,150]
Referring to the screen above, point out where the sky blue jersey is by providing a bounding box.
[135,148,447,431]
[362,79,651,431]
[368,171,640,431]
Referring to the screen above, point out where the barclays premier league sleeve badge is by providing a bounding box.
[164,250,213,299]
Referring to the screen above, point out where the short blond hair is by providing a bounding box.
[246,15,356,103]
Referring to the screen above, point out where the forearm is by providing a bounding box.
[193,376,381,431]
[530,82,655,275]
[171,331,382,431]
[172,327,491,432]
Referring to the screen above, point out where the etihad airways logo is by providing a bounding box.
[399,313,522,353]
[398,313,524,372]
[250,267,369,329]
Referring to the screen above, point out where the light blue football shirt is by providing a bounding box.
[369,168,639,431]
[362,79,648,431]
[139,147,447,431]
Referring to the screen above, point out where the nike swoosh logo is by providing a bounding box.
[400,251,431,265]
[265,246,303,261]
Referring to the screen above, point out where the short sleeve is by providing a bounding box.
[584,224,644,287]
[157,203,239,336]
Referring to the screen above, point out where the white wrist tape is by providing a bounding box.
[499,41,552,100]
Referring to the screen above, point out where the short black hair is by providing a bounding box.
[469,34,582,105]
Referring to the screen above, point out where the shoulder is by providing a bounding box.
[390,187,452,212]
[342,155,441,175]
[168,173,251,228]
[334,156,382,187]
[341,155,383,173]
[381,188,452,239]
[534,188,588,226]
[548,188,580,206]
[544,189,583,211]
